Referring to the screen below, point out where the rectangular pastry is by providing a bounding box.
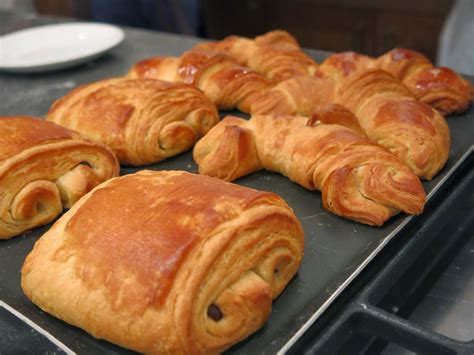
[46,78,219,166]
[21,170,304,353]
[0,116,119,239]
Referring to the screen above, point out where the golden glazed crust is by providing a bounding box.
[0,116,119,239]
[21,170,304,354]
[194,113,426,226]
[193,30,318,83]
[128,50,273,113]
[375,48,473,115]
[252,55,451,180]
[47,77,219,166]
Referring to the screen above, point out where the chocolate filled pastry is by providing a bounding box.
[47,78,219,166]
[21,170,304,354]
[194,111,426,226]
[128,49,272,113]
[0,116,119,239]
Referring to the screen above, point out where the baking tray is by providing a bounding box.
[1,12,473,354]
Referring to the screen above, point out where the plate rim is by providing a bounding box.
[0,22,125,72]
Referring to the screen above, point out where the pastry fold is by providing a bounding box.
[47,78,219,166]
[128,50,272,113]
[252,63,451,180]
[194,112,426,226]
[22,170,304,354]
[0,116,119,239]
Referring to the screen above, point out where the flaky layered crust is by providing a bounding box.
[335,70,450,180]
[0,116,119,239]
[128,50,272,113]
[194,113,426,226]
[194,30,318,82]
[21,170,304,354]
[375,48,473,115]
[47,78,219,166]
[252,59,451,180]
[313,49,472,115]
[197,29,471,114]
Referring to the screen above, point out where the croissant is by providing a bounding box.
[252,59,451,180]
[0,116,119,239]
[375,48,473,115]
[193,110,426,226]
[21,170,304,354]
[47,77,219,166]
[194,30,318,82]
[127,49,272,113]
[307,49,472,115]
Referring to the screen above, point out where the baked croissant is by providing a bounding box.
[194,111,426,226]
[375,48,473,115]
[252,61,451,180]
[308,49,472,115]
[194,30,318,82]
[0,116,119,239]
[127,49,272,113]
[22,170,304,354]
[47,78,219,166]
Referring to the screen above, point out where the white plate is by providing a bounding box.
[0,23,124,73]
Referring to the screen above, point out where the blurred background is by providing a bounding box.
[1,0,473,74]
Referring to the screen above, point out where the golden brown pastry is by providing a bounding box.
[194,30,318,82]
[194,112,426,226]
[0,116,119,239]
[252,57,451,180]
[308,49,472,115]
[47,77,219,166]
[127,49,272,113]
[251,75,336,117]
[375,48,473,115]
[21,170,304,354]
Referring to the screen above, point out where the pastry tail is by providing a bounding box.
[193,116,263,181]
[322,161,426,226]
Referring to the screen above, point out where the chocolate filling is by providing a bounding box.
[79,161,93,168]
[207,304,223,321]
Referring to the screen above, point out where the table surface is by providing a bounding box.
[0,10,473,354]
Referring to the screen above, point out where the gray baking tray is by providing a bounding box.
[1,11,473,354]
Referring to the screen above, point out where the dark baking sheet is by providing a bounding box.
[1,11,473,354]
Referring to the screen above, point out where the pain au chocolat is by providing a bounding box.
[22,170,304,354]
[0,116,119,239]
[47,77,219,166]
